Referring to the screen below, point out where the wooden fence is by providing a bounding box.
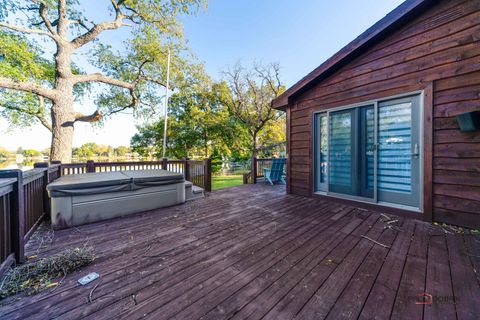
[243,157,275,184]
[0,159,211,275]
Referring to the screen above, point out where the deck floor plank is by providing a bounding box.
[446,234,480,320]
[391,222,429,320]
[424,235,456,320]
[0,184,478,320]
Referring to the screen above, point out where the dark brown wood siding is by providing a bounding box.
[287,0,480,227]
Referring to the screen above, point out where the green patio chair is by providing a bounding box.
[263,158,286,185]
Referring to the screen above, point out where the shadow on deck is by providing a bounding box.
[1,184,479,319]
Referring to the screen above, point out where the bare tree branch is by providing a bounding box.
[36,95,52,131]
[0,77,56,100]
[70,1,125,48]
[38,2,59,37]
[74,110,102,123]
[73,73,135,89]
[57,0,68,37]
[0,21,56,39]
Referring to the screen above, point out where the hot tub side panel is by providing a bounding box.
[51,182,185,229]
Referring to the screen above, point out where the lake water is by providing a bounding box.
[0,159,37,171]
[0,158,140,171]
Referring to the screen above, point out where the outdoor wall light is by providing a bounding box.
[456,111,480,132]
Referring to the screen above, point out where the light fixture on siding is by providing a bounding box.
[456,111,480,132]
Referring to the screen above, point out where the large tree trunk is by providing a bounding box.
[50,41,75,163]
[50,97,75,162]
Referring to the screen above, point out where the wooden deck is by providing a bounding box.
[1,184,479,320]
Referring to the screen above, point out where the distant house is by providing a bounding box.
[273,0,480,228]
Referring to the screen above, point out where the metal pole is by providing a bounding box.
[162,48,171,159]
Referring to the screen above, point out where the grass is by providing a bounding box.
[212,175,244,190]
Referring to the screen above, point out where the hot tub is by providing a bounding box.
[47,170,185,229]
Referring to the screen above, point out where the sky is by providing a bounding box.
[0,0,404,151]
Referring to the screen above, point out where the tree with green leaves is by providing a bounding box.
[0,0,205,162]
[131,78,237,159]
[222,62,285,157]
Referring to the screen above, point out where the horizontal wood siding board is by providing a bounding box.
[291,116,310,126]
[290,125,311,134]
[434,99,480,117]
[434,184,480,202]
[434,117,459,130]
[434,157,480,172]
[434,69,480,91]
[434,207,480,228]
[434,194,480,215]
[291,164,310,174]
[434,84,480,105]
[434,169,480,186]
[290,148,309,156]
[434,143,480,158]
[291,108,312,120]
[434,129,480,143]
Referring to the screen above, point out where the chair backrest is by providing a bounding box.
[269,158,286,180]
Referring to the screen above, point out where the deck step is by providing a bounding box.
[185,181,204,201]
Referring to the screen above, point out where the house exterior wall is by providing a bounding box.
[287,0,480,227]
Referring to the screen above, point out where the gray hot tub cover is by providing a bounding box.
[47,169,184,197]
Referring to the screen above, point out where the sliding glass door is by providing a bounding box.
[313,94,421,209]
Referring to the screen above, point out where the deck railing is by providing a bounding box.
[58,158,211,191]
[0,158,211,275]
[0,165,58,275]
[243,157,277,184]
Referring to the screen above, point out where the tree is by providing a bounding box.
[0,147,12,159]
[222,62,285,157]
[22,149,42,157]
[131,78,236,159]
[114,146,130,157]
[0,0,204,162]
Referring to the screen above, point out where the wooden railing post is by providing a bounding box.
[204,158,212,192]
[0,170,25,263]
[184,158,190,181]
[251,157,257,184]
[34,162,51,217]
[161,158,168,170]
[51,160,62,176]
[86,160,95,173]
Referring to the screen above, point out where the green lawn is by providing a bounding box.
[212,175,244,190]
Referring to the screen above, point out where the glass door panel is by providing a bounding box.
[329,110,353,195]
[357,106,374,198]
[328,106,374,199]
[314,113,328,192]
[377,96,420,207]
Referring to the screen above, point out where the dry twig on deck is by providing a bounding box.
[380,213,392,221]
[361,235,391,249]
[87,282,100,304]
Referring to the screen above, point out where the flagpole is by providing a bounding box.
[162,48,171,159]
